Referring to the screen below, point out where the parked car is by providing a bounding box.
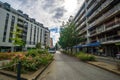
[48,48,56,54]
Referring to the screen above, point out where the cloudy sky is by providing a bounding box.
[0,0,84,45]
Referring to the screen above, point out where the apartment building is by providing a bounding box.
[0,2,50,52]
[73,0,120,57]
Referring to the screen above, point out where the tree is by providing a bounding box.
[36,42,41,49]
[58,22,80,49]
[10,26,25,51]
[55,43,59,50]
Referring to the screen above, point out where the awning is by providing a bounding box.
[82,44,89,47]
[73,42,100,48]
[87,42,100,47]
[82,42,100,47]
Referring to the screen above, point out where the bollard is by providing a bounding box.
[17,61,21,80]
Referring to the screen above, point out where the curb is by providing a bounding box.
[0,61,53,80]
[87,62,120,76]
[34,61,53,80]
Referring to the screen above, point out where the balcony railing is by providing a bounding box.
[78,28,86,35]
[76,17,86,31]
[87,0,98,14]
[99,35,120,43]
[96,25,105,33]
[89,17,120,37]
[17,21,24,26]
[90,30,96,35]
[87,0,92,6]
[88,0,114,22]
[89,3,120,27]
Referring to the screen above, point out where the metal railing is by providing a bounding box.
[98,35,120,42]
[91,3,120,27]
[88,0,114,22]
[0,62,21,80]
[89,20,119,37]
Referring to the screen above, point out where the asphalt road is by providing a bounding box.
[37,51,120,80]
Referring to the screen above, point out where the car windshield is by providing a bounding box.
[49,48,55,50]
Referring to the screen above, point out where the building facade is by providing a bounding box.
[50,38,53,48]
[0,2,50,52]
[73,0,120,57]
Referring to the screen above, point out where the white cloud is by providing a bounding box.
[50,32,60,46]
[0,0,84,45]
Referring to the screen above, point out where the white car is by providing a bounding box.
[48,48,56,54]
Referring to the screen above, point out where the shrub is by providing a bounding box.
[75,52,95,61]
[27,49,39,57]
[0,53,15,60]
[4,49,53,73]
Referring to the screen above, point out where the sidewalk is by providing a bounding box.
[87,55,120,75]
[95,55,120,62]
[95,55,120,65]
[88,61,120,75]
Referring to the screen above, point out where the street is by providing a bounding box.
[37,51,120,80]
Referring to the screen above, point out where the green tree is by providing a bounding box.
[11,26,25,51]
[36,42,41,49]
[58,22,80,49]
[55,43,58,50]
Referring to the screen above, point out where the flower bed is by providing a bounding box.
[3,49,53,73]
[0,52,27,60]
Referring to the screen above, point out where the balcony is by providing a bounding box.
[87,0,97,13]
[76,21,86,32]
[88,0,114,22]
[96,25,105,33]
[89,18,120,37]
[76,17,86,31]
[89,3,120,27]
[99,35,120,43]
[90,30,96,35]
[87,0,92,8]
[17,21,24,26]
[78,28,86,35]
[75,8,85,24]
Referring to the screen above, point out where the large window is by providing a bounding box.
[40,29,42,43]
[34,26,36,44]
[9,16,15,42]
[3,13,9,42]
[30,24,32,44]
[37,27,39,43]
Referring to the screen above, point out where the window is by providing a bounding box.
[34,26,36,44]
[40,29,42,43]
[30,24,32,44]
[37,27,39,43]
[3,13,9,42]
[9,16,15,42]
